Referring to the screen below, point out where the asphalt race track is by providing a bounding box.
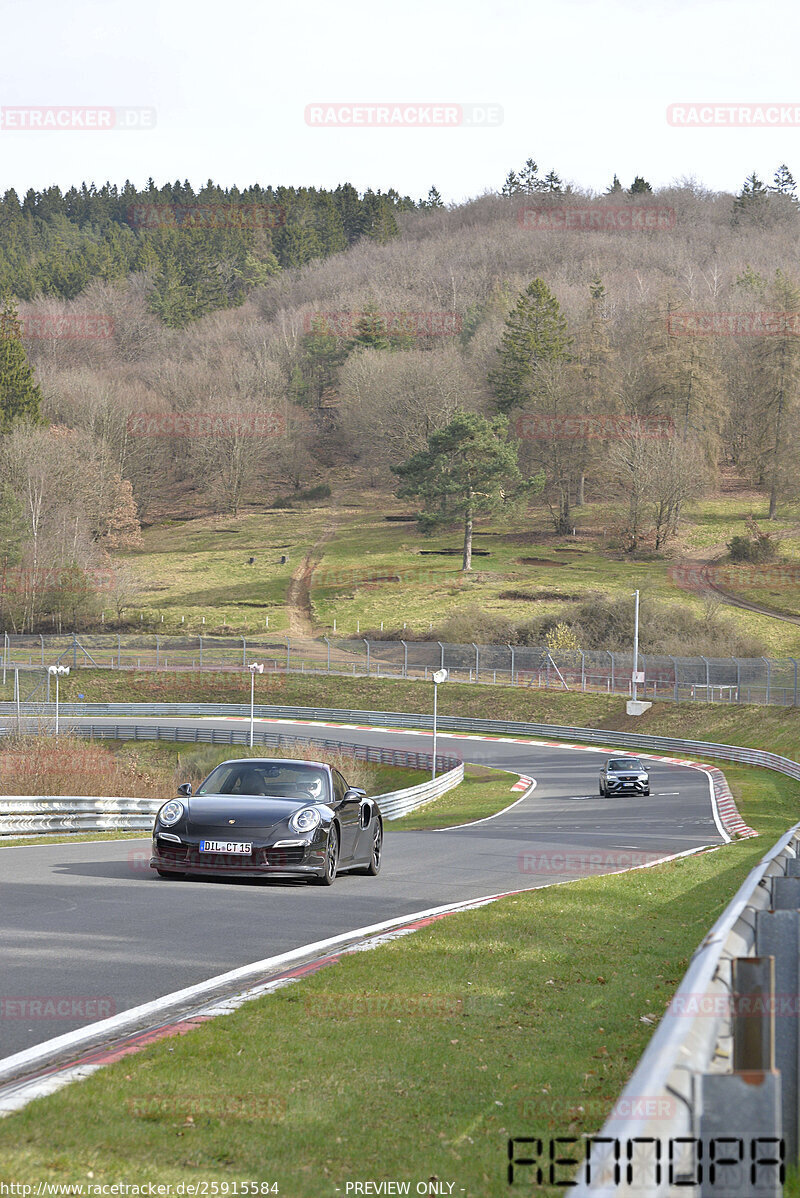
[0,718,723,1059]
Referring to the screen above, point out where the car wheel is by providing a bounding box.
[314,824,339,886]
[599,781,606,796]
[355,818,382,876]
[156,869,186,879]
[643,787,650,796]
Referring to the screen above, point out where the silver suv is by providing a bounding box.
[599,757,650,796]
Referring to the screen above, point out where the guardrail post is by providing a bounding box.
[771,876,800,909]
[401,640,408,678]
[364,638,370,676]
[756,912,800,1162]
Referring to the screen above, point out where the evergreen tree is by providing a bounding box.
[605,175,623,194]
[393,411,529,571]
[489,279,573,412]
[628,176,653,195]
[771,163,797,197]
[501,171,521,196]
[733,172,770,223]
[0,299,43,430]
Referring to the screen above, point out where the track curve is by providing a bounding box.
[0,718,723,1059]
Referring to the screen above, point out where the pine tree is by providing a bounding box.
[605,175,623,194]
[0,299,43,430]
[771,164,797,198]
[421,186,444,209]
[489,279,573,412]
[501,171,521,196]
[733,172,770,223]
[628,176,653,195]
[393,412,527,571]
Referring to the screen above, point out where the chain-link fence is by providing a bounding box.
[1,631,798,705]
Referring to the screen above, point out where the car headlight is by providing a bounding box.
[638,773,648,780]
[158,800,184,827]
[290,807,322,834]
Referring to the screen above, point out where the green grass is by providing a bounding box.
[0,762,795,1194]
[397,764,525,829]
[0,830,146,849]
[96,492,800,652]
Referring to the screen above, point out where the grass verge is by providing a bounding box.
[395,764,525,830]
[0,762,797,1193]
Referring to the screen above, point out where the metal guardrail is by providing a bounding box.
[2,632,799,706]
[570,822,800,1196]
[6,699,799,788]
[0,724,463,834]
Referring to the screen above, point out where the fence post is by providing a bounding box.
[507,642,515,685]
[242,637,247,668]
[401,640,408,678]
[791,658,798,707]
[2,631,6,685]
[472,643,479,682]
[117,635,121,669]
[286,638,291,672]
[40,635,44,667]
[364,638,370,676]
[324,637,331,672]
[735,656,742,703]
[640,652,647,697]
[72,631,78,670]
[437,641,445,671]
[199,635,203,669]
[763,655,771,705]
[608,650,615,694]
[156,635,160,669]
[669,655,679,702]
[580,649,585,691]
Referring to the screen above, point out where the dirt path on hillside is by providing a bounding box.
[672,536,800,627]
[286,526,338,639]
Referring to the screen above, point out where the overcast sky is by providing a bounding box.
[2,0,800,202]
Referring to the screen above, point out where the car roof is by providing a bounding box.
[215,758,332,771]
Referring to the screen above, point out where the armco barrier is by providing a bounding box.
[0,725,463,834]
[8,695,796,787]
[570,822,800,1196]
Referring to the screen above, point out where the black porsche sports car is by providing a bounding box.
[150,758,383,885]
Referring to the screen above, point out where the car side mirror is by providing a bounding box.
[343,787,366,803]
[177,782,192,797]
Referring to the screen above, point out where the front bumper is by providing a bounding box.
[605,778,649,793]
[150,830,326,877]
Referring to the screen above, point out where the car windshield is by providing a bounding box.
[197,761,330,802]
[608,759,643,771]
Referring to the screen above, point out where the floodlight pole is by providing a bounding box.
[431,668,448,780]
[632,589,640,702]
[248,662,264,747]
